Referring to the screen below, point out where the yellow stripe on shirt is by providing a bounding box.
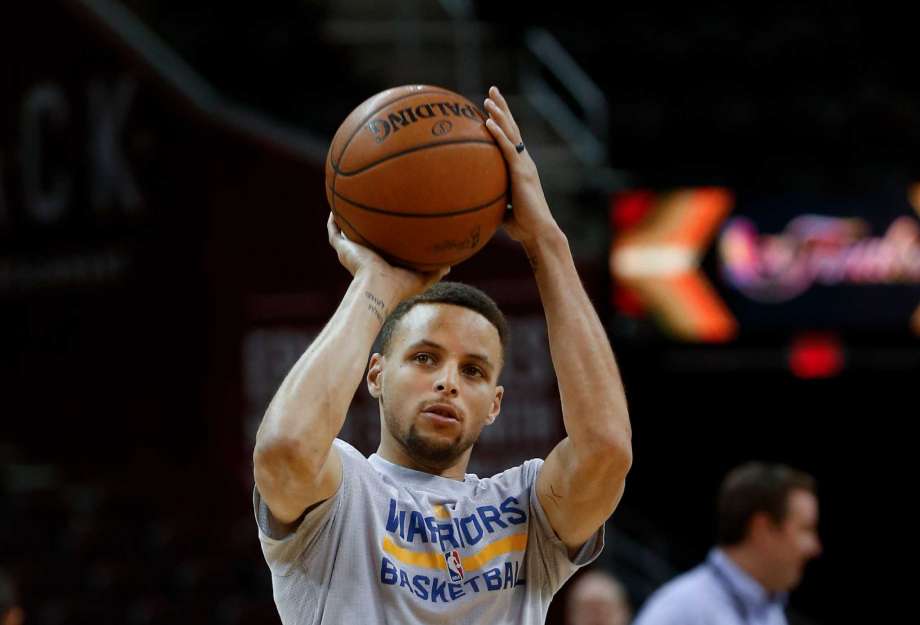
[461,533,528,571]
[432,504,451,520]
[381,533,528,572]
[382,536,445,569]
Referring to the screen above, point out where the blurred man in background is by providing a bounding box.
[0,569,24,625]
[632,463,821,625]
[566,569,632,625]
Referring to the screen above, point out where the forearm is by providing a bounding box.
[254,271,399,475]
[485,86,628,546]
[526,227,632,462]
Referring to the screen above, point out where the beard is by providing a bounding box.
[403,420,475,467]
[382,396,478,469]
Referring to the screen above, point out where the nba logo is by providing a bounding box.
[445,549,464,582]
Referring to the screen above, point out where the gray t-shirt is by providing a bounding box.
[254,438,604,625]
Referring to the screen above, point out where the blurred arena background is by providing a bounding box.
[2,0,917,622]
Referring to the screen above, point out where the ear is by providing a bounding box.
[486,385,504,425]
[748,511,780,544]
[367,353,385,399]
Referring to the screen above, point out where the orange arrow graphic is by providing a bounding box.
[610,188,737,342]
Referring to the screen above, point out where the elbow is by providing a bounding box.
[583,425,632,476]
[253,434,290,466]
[602,436,633,476]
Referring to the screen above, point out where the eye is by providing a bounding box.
[463,365,484,378]
[413,353,434,365]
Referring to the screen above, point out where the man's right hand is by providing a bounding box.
[254,215,450,528]
[327,213,450,303]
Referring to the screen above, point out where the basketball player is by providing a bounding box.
[253,86,632,624]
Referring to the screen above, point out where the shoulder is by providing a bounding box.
[656,565,713,599]
[331,438,375,476]
[477,458,543,492]
[332,437,364,461]
[635,565,719,623]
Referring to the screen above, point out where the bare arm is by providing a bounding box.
[485,87,632,555]
[526,229,632,553]
[253,215,447,525]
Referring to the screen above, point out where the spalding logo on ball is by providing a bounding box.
[325,85,509,271]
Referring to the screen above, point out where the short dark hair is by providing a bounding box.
[376,281,509,362]
[716,462,817,546]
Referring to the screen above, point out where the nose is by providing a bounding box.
[803,532,822,560]
[811,535,823,558]
[434,367,459,396]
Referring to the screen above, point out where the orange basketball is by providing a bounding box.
[325,85,509,271]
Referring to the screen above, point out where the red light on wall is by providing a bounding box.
[610,191,655,231]
[788,333,844,379]
[612,285,646,317]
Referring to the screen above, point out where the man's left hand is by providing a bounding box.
[483,86,561,247]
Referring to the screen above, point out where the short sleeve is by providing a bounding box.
[524,458,605,592]
[253,439,359,577]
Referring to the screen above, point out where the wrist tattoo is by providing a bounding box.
[364,291,386,323]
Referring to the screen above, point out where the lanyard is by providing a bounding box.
[707,562,752,625]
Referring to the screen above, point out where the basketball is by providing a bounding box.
[325,85,509,271]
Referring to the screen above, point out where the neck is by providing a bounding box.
[721,544,776,593]
[376,431,471,481]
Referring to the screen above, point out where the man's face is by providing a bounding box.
[762,489,822,592]
[370,303,504,469]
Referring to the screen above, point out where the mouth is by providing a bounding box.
[421,403,461,423]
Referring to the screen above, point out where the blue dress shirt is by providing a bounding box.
[632,548,788,625]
